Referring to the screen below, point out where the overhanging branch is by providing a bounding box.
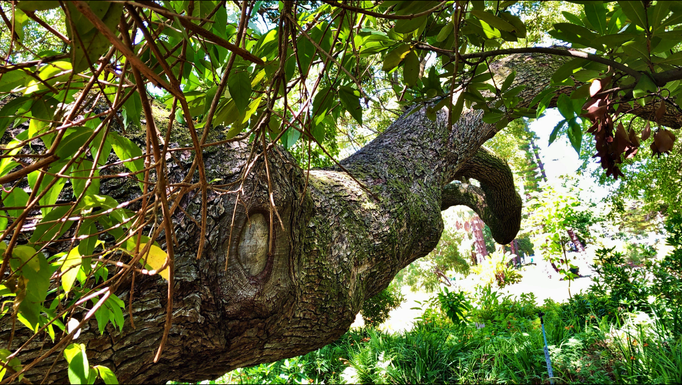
[414,45,643,81]
[442,149,522,244]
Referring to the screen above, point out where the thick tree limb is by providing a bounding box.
[442,148,521,244]
[5,50,682,384]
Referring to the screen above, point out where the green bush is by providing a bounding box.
[360,283,404,328]
[437,287,470,325]
[471,250,522,289]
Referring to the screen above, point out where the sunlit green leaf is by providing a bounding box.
[94,366,119,384]
[471,10,515,32]
[61,248,82,293]
[382,43,411,72]
[64,343,89,385]
[619,0,648,30]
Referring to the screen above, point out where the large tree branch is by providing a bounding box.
[442,148,522,244]
[6,50,682,384]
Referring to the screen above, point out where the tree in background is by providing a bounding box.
[0,1,681,383]
[526,180,598,294]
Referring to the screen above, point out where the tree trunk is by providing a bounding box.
[3,50,677,383]
[566,228,585,253]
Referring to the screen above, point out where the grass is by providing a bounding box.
[204,286,682,385]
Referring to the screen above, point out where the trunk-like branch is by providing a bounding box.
[6,50,682,384]
[442,148,521,244]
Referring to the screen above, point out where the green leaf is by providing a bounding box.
[213,98,240,127]
[659,51,682,65]
[281,126,301,149]
[0,70,31,93]
[2,187,30,221]
[482,110,505,124]
[462,90,486,104]
[562,11,583,26]
[382,43,411,72]
[0,96,31,138]
[77,220,98,258]
[27,96,59,147]
[551,58,587,85]
[0,349,22,383]
[437,21,454,42]
[567,118,583,154]
[450,92,465,124]
[648,1,670,33]
[228,71,252,114]
[61,248,82,294]
[549,119,567,145]
[93,299,110,335]
[72,159,100,198]
[585,2,607,34]
[122,92,142,129]
[109,132,144,190]
[552,23,601,49]
[17,1,60,11]
[501,70,516,92]
[64,343,89,385]
[56,127,93,160]
[633,74,657,105]
[24,60,73,95]
[295,34,315,78]
[0,131,28,177]
[28,168,67,216]
[402,51,420,88]
[470,10,515,32]
[338,86,363,125]
[622,38,650,61]
[619,0,648,30]
[393,15,427,34]
[500,11,526,38]
[30,205,75,244]
[65,2,124,73]
[479,19,501,39]
[599,34,638,50]
[313,87,334,120]
[94,366,119,385]
[10,245,50,330]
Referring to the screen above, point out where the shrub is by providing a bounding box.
[471,250,522,288]
[437,287,471,325]
[360,283,404,327]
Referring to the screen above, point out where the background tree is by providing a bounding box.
[0,0,681,383]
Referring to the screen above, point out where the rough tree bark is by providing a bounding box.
[3,50,678,383]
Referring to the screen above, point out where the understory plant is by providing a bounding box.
[470,250,522,288]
